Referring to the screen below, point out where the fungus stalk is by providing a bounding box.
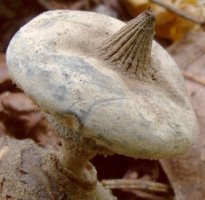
[46,114,111,185]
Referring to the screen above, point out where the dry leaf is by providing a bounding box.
[121,0,204,41]
[0,92,58,147]
[160,31,205,200]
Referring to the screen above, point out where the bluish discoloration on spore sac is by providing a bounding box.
[46,55,126,99]
[53,85,66,101]
[23,53,127,117]
[40,70,51,82]
[56,56,124,94]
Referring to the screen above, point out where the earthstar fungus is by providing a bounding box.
[6,10,198,190]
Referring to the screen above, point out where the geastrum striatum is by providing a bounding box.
[6,10,198,199]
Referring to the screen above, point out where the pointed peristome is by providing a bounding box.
[98,10,155,77]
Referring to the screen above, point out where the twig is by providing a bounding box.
[101,179,170,193]
[182,71,205,87]
[150,0,205,26]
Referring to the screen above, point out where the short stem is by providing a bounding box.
[61,139,96,177]
[46,114,100,186]
[47,114,113,186]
